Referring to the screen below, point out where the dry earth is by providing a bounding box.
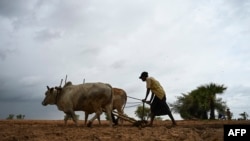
[1,119,249,141]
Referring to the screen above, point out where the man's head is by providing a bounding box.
[139,71,148,81]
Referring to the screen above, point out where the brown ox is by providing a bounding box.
[84,87,127,125]
[42,82,113,127]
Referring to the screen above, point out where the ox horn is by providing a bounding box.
[59,79,63,87]
[65,75,67,84]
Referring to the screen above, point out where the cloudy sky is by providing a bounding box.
[0,0,249,121]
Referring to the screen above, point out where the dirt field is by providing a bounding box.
[0,119,249,141]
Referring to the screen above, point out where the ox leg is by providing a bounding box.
[71,113,78,126]
[98,114,102,125]
[105,106,113,127]
[85,112,101,126]
[84,112,89,126]
[65,111,78,126]
[87,111,102,127]
[64,114,70,126]
[117,108,124,125]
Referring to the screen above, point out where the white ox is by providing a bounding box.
[84,87,127,125]
[42,81,113,127]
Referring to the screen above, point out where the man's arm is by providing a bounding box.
[149,92,154,103]
[142,88,151,102]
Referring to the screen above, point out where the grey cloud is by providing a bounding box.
[227,85,250,95]
[77,47,102,62]
[217,1,250,26]
[38,1,90,29]
[0,74,45,103]
[34,29,63,42]
[37,0,152,38]
[0,0,38,18]
[19,76,43,87]
[110,60,126,69]
[0,48,14,60]
[0,0,249,120]
[0,86,31,102]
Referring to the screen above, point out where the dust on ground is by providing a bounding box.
[1,119,249,141]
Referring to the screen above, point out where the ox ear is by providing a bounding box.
[47,86,50,90]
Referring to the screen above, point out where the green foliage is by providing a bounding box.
[134,105,151,120]
[239,112,248,120]
[16,114,25,119]
[6,114,15,120]
[197,83,227,119]
[171,83,227,120]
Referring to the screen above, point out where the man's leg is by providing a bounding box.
[165,102,177,126]
[149,113,155,126]
[168,112,177,126]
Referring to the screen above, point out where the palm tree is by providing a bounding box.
[171,83,228,120]
[190,89,210,119]
[171,91,209,120]
[197,83,227,120]
[239,112,248,120]
[171,93,193,119]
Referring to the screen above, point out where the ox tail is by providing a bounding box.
[105,83,113,109]
[106,83,114,127]
[110,85,114,109]
[122,90,127,112]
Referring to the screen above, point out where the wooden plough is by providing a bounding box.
[112,102,148,128]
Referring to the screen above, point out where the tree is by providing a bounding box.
[189,89,210,119]
[134,105,151,120]
[171,90,211,120]
[239,112,248,120]
[16,114,25,119]
[6,114,15,120]
[214,98,227,114]
[215,98,228,119]
[171,93,198,119]
[171,83,227,120]
[197,83,227,119]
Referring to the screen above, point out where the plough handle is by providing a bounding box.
[112,111,137,123]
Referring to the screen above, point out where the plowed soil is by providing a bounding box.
[1,119,249,141]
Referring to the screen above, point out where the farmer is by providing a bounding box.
[218,113,226,120]
[139,71,177,127]
[226,108,231,120]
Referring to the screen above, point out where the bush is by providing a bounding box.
[6,114,15,120]
[16,114,25,119]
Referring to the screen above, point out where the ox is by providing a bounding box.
[42,81,113,127]
[84,87,127,125]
